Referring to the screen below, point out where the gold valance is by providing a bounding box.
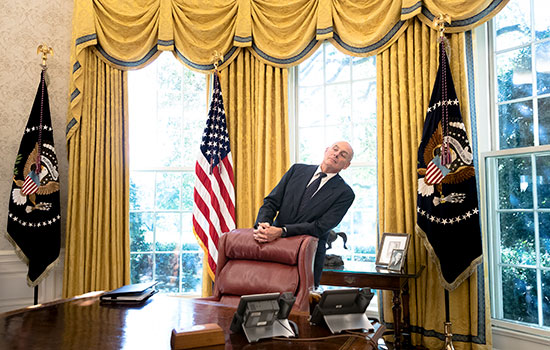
[67,0,508,139]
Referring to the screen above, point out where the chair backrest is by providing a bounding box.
[213,228,318,313]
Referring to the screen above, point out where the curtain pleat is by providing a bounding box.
[63,49,130,298]
[219,49,290,229]
[376,18,490,350]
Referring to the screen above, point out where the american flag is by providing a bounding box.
[192,73,236,280]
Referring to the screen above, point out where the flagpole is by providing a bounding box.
[431,15,456,350]
[32,44,53,307]
[443,289,454,350]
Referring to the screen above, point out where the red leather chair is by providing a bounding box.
[204,228,318,313]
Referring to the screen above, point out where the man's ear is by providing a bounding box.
[342,161,351,170]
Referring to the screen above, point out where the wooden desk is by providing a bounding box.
[321,262,424,350]
[0,293,385,350]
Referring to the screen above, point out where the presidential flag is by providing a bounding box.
[192,73,236,280]
[416,40,482,291]
[7,70,61,287]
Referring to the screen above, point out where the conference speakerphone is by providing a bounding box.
[310,288,375,333]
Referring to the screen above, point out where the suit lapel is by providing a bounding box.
[289,165,317,214]
[302,174,343,210]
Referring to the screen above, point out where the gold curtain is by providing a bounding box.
[377,18,491,350]
[63,49,130,297]
[219,50,290,228]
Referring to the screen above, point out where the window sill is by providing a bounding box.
[492,319,550,346]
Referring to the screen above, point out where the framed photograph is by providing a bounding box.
[387,249,405,271]
[375,233,410,266]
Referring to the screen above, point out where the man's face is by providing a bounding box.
[321,142,353,173]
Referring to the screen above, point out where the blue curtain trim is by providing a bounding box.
[66,118,77,135]
[420,0,507,28]
[95,44,158,68]
[251,38,318,65]
[70,89,80,102]
[75,33,97,46]
[401,1,422,15]
[73,61,81,73]
[234,35,252,43]
[332,20,406,54]
[174,46,239,70]
[316,27,333,35]
[157,39,174,47]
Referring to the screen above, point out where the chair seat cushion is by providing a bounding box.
[224,229,305,265]
[216,260,299,295]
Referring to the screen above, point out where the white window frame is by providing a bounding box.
[474,17,550,340]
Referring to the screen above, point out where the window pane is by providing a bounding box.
[156,112,184,167]
[351,122,376,163]
[130,212,154,252]
[155,213,180,251]
[539,213,550,267]
[542,270,550,326]
[155,252,180,293]
[298,86,324,127]
[130,253,153,284]
[181,173,195,211]
[498,156,533,209]
[536,155,550,208]
[495,0,531,51]
[534,0,550,41]
[502,266,538,324]
[352,56,376,80]
[157,53,183,110]
[352,80,376,124]
[130,172,155,210]
[129,64,158,169]
[299,127,325,164]
[181,213,195,248]
[298,50,323,86]
[500,212,535,265]
[181,251,202,293]
[539,97,550,145]
[496,47,532,102]
[499,101,533,149]
[326,84,351,126]
[335,166,377,262]
[155,172,182,210]
[325,44,350,84]
[536,42,550,95]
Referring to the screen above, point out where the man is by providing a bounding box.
[253,141,355,287]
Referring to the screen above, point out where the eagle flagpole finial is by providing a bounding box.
[37,44,54,70]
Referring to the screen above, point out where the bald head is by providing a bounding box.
[320,141,354,173]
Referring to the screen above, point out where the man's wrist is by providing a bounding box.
[280,226,287,238]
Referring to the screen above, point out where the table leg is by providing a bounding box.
[402,282,412,349]
[392,290,402,350]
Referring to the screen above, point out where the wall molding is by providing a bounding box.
[0,249,64,313]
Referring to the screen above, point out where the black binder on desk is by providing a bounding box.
[100,281,158,302]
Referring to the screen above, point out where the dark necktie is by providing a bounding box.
[299,172,327,212]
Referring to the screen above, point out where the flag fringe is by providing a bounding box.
[3,230,59,288]
[192,227,217,282]
[415,224,482,292]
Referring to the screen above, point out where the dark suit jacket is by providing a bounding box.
[254,163,355,242]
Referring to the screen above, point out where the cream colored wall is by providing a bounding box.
[0,1,73,252]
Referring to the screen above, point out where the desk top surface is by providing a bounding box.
[0,293,384,350]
